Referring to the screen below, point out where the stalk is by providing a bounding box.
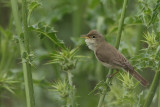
[11,0,35,107]
[143,71,160,107]
[0,17,15,73]
[0,33,1,59]
[159,84,160,107]
[22,2,35,106]
[67,72,75,107]
[0,37,8,71]
[72,0,86,37]
[22,0,30,52]
[158,83,160,107]
[0,30,1,106]
[97,70,112,107]
[97,0,128,107]
[135,26,143,53]
[115,0,128,49]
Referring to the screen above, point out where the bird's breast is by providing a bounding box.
[85,39,96,51]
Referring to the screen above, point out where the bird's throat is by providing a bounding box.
[85,39,97,51]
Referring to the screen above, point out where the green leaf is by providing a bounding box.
[28,1,41,23]
[0,26,8,37]
[0,73,18,94]
[89,0,99,8]
[137,91,144,107]
[29,22,66,49]
[124,16,143,25]
[88,80,105,95]
[3,85,15,94]
[148,0,160,25]
[106,26,118,36]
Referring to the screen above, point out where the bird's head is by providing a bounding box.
[81,30,105,51]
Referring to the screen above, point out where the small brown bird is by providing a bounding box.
[81,30,148,87]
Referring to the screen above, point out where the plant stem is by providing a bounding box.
[115,0,128,49]
[0,36,8,71]
[22,0,35,106]
[135,26,143,53]
[158,83,160,107]
[67,72,75,107]
[72,0,86,37]
[22,0,30,52]
[97,0,128,107]
[11,0,35,107]
[0,31,1,58]
[143,71,160,107]
[98,69,112,107]
[68,72,73,86]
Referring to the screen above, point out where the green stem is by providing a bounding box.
[0,27,10,71]
[11,0,35,107]
[68,72,73,86]
[0,17,15,73]
[22,0,30,52]
[143,71,160,107]
[135,26,143,53]
[0,34,1,60]
[67,72,75,107]
[3,47,16,73]
[0,37,9,71]
[97,0,128,107]
[115,0,128,49]
[98,69,112,107]
[158,83,160,107]
[72,0,86,37]
[22,0,35,106]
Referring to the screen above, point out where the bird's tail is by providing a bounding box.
[128,70,149,87]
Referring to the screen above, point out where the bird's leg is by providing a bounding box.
[106,69,119,78]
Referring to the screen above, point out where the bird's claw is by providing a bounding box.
[106,75,112,78]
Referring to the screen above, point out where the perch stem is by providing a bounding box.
[97,0,128,106]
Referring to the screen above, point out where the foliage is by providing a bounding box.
[51,80,69,99]
[48,47,82,106]
[0,73,18,94]
[0,24,18,95]
[49,47,80,71]
[131,32,160,71]
[105,73,139,107]
[29,22,66,49]
[0,0,160,107]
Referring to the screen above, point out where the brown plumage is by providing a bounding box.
[82,30,149,86]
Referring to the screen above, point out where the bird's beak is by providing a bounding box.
[80,35,89,39]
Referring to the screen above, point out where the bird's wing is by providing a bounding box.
[95,43,133,70]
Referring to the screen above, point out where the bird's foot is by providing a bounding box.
[106,69,119,78]
[106,75,112,78]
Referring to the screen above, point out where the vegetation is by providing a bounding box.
[0,0,160,107]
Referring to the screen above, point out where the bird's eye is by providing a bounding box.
[92,35,95,38]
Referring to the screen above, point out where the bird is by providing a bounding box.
[81,30,148,87]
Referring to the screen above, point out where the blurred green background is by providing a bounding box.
[0,0,160,107]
